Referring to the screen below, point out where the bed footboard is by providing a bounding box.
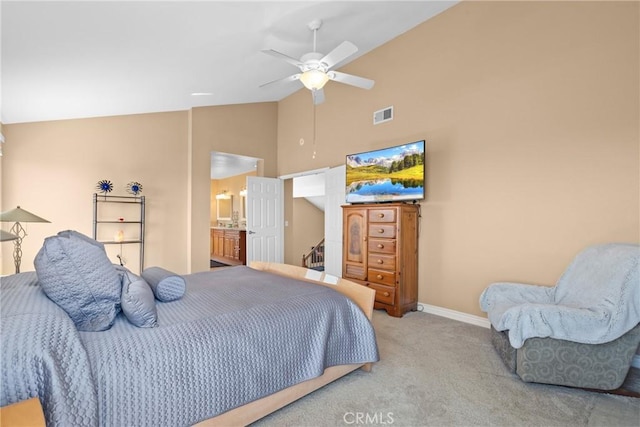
[194,262,377,426]
[249,261,375,320]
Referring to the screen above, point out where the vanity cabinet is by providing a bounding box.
[342,203,419,317]
[212,229,224,258]
[211,228,246,265]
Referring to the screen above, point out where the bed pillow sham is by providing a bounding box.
[116,266,157,328]
[34,230,121,332]
[141,266,186,302]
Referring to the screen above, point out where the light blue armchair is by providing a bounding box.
[480,243,640,391]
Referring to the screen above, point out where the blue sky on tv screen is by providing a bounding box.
[349,140,424,163]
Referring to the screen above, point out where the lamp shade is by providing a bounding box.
[300,70,329,91]
[0,230,19,242]
[0,206,50,223]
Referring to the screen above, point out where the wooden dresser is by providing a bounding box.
[342,203,419,317]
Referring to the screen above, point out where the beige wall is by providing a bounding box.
[0,122,6,268]
[1,112,189,274]
[1,1,638,320]
[1,103,277,276]
[190,103,278,272]
[277,1,640,316]
[288,198,324,266]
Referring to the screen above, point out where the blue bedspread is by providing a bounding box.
[0,272,99,425]
[1,266,379,426]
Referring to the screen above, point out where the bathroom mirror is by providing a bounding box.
[217,196,233,220]
[240,195,247,221]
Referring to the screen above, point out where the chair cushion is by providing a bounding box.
[34,230,121,331]
[555,243,639,307]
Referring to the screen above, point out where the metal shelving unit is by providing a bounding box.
[92,193,145,272]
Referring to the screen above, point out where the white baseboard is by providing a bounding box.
[417,302,640,369]
[417,302,491,329]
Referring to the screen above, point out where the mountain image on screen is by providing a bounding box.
[345,140,425,203]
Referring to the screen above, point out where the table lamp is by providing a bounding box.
[0,206,50,273]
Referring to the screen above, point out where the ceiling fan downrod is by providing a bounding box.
[308,19,322,53]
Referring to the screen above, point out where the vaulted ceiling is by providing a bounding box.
[1,1,458,124]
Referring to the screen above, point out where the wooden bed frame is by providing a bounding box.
[0,263,376,427]
[195,261,376,426]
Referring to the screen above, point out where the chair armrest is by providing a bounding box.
[480,282,554,312]
[502,303,612,348]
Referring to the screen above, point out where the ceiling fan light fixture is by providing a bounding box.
[300,69,329,91]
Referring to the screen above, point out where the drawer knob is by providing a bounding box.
[378,213,384,218]
[378,229,384,234]
[377,259,383,264]
[377,274,383,280]
[377,244,384,249]
[383,292,390,297]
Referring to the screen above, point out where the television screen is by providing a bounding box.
[345,140,425,204]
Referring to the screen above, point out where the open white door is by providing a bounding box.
[324,165,346,276]
[246,176,284,264]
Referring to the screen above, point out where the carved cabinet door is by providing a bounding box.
[342,207,367,280]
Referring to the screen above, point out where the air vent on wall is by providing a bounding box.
[373,106,393,125]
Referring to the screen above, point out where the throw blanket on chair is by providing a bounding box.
[480,243,640,348]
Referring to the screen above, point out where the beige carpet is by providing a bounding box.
[252,310,640,426]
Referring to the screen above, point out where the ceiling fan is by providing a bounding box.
[261,19,375,105]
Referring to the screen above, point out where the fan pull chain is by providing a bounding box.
[312,102,317,159]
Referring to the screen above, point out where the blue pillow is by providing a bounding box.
[141,266,186,302]
[34,230,121,332]
[116,266,157,328]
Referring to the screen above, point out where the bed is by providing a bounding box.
[0,260,378,426]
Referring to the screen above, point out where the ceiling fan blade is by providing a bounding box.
[261,49,303,69]
[328,71,375,90]
[321,41,358,69]
[312,89,325,105]
[259,73,301,88]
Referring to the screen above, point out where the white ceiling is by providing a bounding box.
[210,151,259,179]
[1,1,458,125]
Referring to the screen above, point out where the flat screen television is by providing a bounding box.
[345,140,425,204]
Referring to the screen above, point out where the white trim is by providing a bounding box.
[418,302,640,369]
[418,302,490,329]
[278,167,329,180]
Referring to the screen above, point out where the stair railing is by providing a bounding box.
[302,238,325,271]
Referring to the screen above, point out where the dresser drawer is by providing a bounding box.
[367,268,396,286]
[368,224,396,239]
[367,253,396,271]
[368,208,396,223]
[368,238,396,254]
[367,282,395,306]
